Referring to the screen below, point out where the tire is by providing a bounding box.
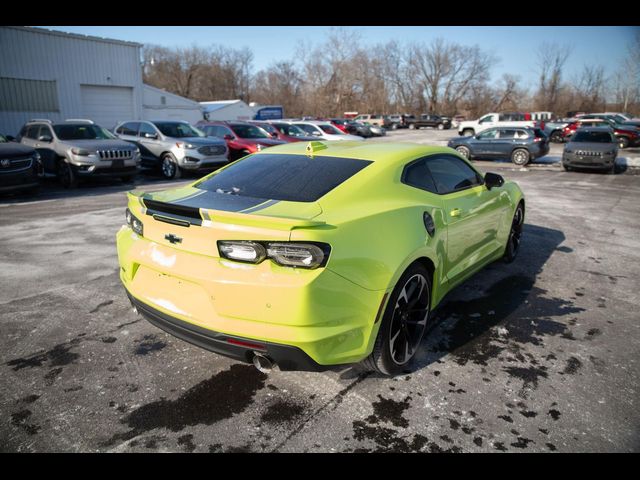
[618,136,629,149]
[503,202,524,263]
[408,123,415,130]
[161,153,181,179]
[550,130,563,143]
[511,148,530,166]
[360,263,432,376]
[563,163,572,172]
[455,146,471,159]
[437,123,444,130]
[58,160,78,189]
[462,129,474,137]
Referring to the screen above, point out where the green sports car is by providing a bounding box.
[117,141,524,375]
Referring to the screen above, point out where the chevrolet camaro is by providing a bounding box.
[116,141,524,375]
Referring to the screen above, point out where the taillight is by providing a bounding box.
[534,137,542,142]
[218,241,330,269]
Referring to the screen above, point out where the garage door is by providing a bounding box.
[80,85,134,129]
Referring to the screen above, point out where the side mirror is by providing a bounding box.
[144,132,158,139]
[223,134,234,141]
[38,135,52,142]
[485,172,504,190]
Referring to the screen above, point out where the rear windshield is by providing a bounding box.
[319,124,343,135]
[572,131,614,143]
[194,153,372,202]
[53,124,115,140]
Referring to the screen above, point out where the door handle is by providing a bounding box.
[450,208,463,217]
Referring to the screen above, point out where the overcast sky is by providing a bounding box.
[40,26,638,90]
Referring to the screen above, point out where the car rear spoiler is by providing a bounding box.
[200,207,327,231]
[127,191,327,232]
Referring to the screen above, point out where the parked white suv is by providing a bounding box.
[292,121,364,141]
[114,120,228,179]
[458,112,538,137]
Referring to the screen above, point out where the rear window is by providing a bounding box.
[194,153,372,202]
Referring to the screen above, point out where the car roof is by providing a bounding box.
[251,140,454,164]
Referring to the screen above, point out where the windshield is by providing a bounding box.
[230,124,270,139]
[274,124,307,136]
[53,124,116,140]
[319,124,343,135]
[195,153,372,202]
[255,123,277,135]
[154,122,205,138]
[572,131,614,143]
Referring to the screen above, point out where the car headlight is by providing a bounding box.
[175,142,197,149]
[564,148,573,154]
[218,241,329,269]
[256,144,263,151]
[71,147,91,156]
[125,208,143,236]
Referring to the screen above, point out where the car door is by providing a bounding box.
[425,154,505,285]
[34,125,57,174]
[138,122,163,163]
[494,129,517,158]
[472,129,500,158]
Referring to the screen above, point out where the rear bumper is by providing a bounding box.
[127,292,328,371]
[116,226,385,367]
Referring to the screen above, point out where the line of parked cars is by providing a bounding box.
[449,110,639,172]
[0,116,386,194]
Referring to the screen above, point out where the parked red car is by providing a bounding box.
[562,119,639,148]
[328,119,350,133]
[197,121,286,160]
[249,121,317,143]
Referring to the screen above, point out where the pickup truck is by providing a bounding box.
[458,113,541,136]
[407,114,451,130]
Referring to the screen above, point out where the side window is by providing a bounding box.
[26,125,41,139]
[138,123,156,138]
[402,157,438,194]
[117,122,139,136]
[514,129,529,139]
[478,115,493,124]
[39,125,53,139]
[499,129,517,139]
[424,155,484,195]
[478,129,499,140]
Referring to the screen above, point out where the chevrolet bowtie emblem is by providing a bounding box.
[164,234,182,244]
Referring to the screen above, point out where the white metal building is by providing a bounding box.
[0,26,144,135]
[200,100,255,121]
[143,84,203,124]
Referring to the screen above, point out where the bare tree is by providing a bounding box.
[535,42,572,112]
[573,65,607,112]
[407,38,496,115]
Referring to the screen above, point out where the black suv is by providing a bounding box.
[0,134,41,195]
[407,114,451,130]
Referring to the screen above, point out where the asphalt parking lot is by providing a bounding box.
[1,129,639,452]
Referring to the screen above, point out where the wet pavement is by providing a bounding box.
[1,160,639,452]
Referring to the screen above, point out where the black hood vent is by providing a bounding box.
[143,199,202,226]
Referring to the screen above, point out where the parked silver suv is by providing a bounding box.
[114,120,228,179]
[18,119,140,188]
